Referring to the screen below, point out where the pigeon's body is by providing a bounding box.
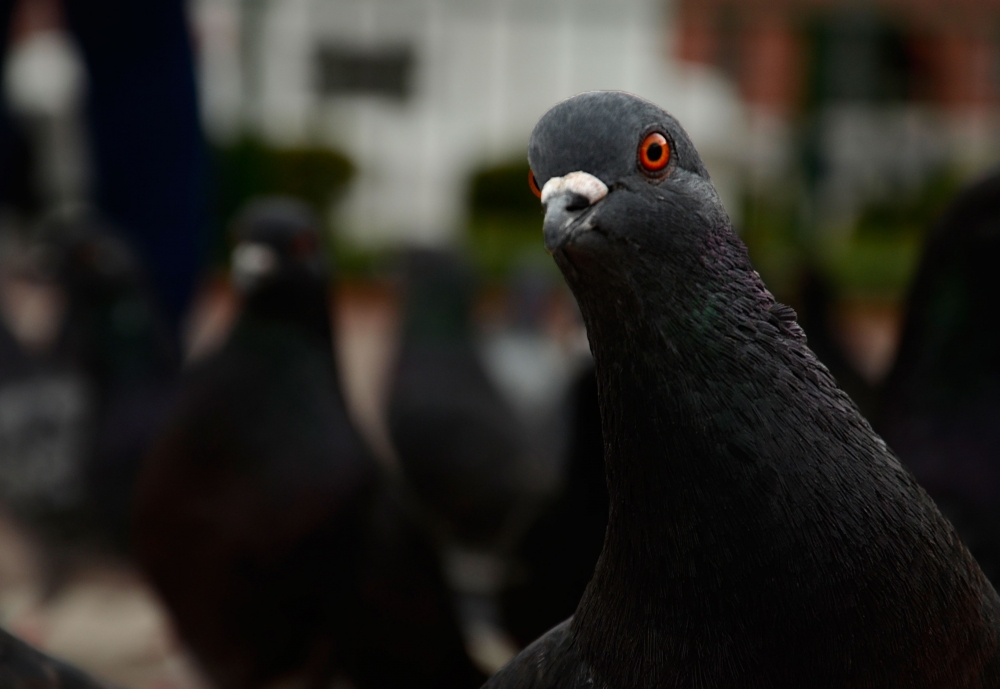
[487,91,1000,689]
[135,200,481,689]
[54,222,178,549]
[391,342,525,544]
[389,249,526,547]
[0,216,175,555]
[0,344,90,540]
[879,169,1000,583]
[388,249,531,671]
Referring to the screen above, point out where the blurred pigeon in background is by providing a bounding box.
[879,168,1000,583]
[388,247,541,671]
[134,198,482,689]
[501,363,606,648]
[44,214,178,550]
[0,210,176,582]
[390,249,527,546]
[479,258,577,495]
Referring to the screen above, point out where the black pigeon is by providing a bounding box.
[501,363,607,648]
[0,212,176,559]
[878,168,1000,583]
[0,625,111,688]
[389,248,527,549]
[0,294,87,549]
[486,91,1000,688]
[134,199,482,689]
[388,248,532,669]
[46,215,179,550]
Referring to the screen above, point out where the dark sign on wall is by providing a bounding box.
[316,44,414,99]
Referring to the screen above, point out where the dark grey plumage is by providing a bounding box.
[486,91,1000,689]
[796,268,877,419]
[48,215,179,550]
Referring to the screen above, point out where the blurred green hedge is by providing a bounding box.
[742,169,961,303]
[465,159,552,280]
[208,138,354,266]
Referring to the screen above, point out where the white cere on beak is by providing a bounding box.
[231,241,279,291]
[540,171,609,207]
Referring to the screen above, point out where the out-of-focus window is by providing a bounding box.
[316,45,414,99]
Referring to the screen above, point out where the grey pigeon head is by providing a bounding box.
[529,91,729,289]
[229,197,327,293]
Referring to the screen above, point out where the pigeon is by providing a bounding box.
[45,214,179,550]
[388,247,533,671]
[0,625,111,688]
[134,199,482,689]
[878,167,1000,583]
[389,248,528,549]
[501,363,607,648]
[0,212,176,562]
[0,289,87,550]
[479,259,576,496]
[485,91,1000,689]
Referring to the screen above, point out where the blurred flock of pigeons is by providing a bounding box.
[0,92,998,687]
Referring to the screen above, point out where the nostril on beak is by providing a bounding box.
[564,192,592,212]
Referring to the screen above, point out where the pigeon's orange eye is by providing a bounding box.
[639,132,670,174]
[529,170,543,198]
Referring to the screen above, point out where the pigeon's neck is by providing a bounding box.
[241,277,335,353]
[581,250,803,544]
[566,225,910,669]
[401,288,472,347]
[573,226,815,556]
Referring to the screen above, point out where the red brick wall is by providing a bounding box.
[675,0,1000,110]
[739,15,803,112]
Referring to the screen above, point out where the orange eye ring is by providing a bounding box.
[639,132,670,174]
[529,170,543,198]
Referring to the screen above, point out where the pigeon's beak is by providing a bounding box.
[541,172,608,253]
[231,241,279,292]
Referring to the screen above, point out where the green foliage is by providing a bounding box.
[820,235,923,298]
[465,159,551,280]
[742,168,962,302]
[468,160,540,218]
[853,170,960,240]
[329,238,386,279]
[821,169,961,299]
[740,187,807,301]
[208,138,354,265]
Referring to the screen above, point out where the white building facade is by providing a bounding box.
[195,0,746,246]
